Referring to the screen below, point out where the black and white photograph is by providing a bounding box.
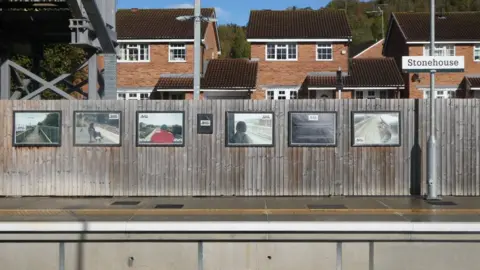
[74,111,121,146]
[137,112,184,146]
[13,111,62,146]
[289,112,336,146]
[352,112,400,146]
[226,112,274,146]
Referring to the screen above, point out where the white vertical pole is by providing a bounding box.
[193,0,202,100]
[427,0,438,199]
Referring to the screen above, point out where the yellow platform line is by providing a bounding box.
[0,208,479,216]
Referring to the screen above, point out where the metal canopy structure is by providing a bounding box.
[0,0,118,100]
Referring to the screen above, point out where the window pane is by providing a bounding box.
[277,47,287,59]
[287,44,296,59]
[290,91,298,99]
[317,43,333,60]
[267,45,275,59]
[356,91,363,99]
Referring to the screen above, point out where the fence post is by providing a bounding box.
[198,241,204,270]
[59,242,65,270]
[336,242,342,270]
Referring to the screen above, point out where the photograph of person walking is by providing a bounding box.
[74,112,121,146]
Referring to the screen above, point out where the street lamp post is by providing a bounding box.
[427,0,438,200]
[176,0,216,100]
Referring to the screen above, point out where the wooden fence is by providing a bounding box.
[0,99,479,197]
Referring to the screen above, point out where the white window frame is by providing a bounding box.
[420,88,456,99]
[423,44,455,56]
[316,43,333,61]
[168,43,187,62]
[265,89,298,100]
[117,89,152,100]
[354,90,389,99]
[474,45,480,62]
[118,43,150,63]
[265,43,298,61]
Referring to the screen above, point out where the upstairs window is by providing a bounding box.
[169,43,187,62]
[119,44,150,62]
[266,43,297,60]
[316,43,333,60]
[475,45,480,61]
[423,44,455,56]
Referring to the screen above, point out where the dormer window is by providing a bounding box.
[169,43,187,62]
[266,43,297,61]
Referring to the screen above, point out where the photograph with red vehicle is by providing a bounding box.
[136,112,184,146]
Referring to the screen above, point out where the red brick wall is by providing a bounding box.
[117,22,218,89]
[251,43,349,87]
[407,45,480,98]
[354,40,385,58]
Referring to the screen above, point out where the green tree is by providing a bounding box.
[12,44,87,99]
[218,24,250,59]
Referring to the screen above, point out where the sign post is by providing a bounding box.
[401,1,465,200]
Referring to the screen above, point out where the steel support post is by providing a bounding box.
[88,54,98,100]
[0,56,10,99]
[427,0,438,200]
[193,0,202,100]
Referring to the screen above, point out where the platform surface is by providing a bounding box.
[0,196,479,223]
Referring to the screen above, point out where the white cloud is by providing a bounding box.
[167,3,194,9]
[214,7,230,20]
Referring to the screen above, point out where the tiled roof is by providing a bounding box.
[151,59,258,96]
[306,58,404,88]
[246,9,352,39]
[116,8,215,39]
[346,58,404,87]
[202,59,258,89]
[466,76,480,88]
[393,12,480,41]
[154,76,194,89]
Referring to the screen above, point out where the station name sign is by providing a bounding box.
[402,56,464,72]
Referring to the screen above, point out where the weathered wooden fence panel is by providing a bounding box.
[0,99,478,196]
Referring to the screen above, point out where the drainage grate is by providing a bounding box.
[154,204,184,209]
[307,204,348,209]
[111,201,141,206]
[426,200,457,206]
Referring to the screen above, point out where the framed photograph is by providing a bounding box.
[73,111,122,146]
[225,112,274,147]
[136,111,185,147]
[288,111,337,147]
[197,113,213,134]
[13,111,62,147]
[351,111,401,147]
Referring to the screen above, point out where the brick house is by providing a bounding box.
[383,12,480,99]
[246,9,404,99]
[115,8,221,100]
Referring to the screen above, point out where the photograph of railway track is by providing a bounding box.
[289,112,336,146]
[137,112,184,146]
[74,111,121,146]
[352,112,400,146]
[226,112,274,146]
[13,111,61,146]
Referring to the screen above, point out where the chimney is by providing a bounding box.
[131,8,138,13]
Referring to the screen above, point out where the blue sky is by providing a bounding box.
[118,0,331,25]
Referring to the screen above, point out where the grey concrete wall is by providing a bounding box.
[0,242,479,270]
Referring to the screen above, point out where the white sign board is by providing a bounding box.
[402,56,464,72]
